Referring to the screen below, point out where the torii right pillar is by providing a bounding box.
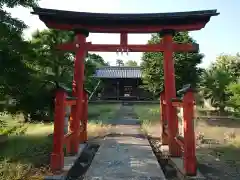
[161,30,185,157]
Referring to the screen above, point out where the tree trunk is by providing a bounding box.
[219,106,225,115]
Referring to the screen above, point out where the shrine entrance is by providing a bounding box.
[123,86,132,97]
[32,8,219,177]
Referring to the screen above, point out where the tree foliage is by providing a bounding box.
[85,53,109,94]
[1,3,107,121]
[214,54,240,79]
[116,59,124,66]
[141,32,204,95]
[227,81,240,113]
[200,67,234,112]
[30,30,75,83]
[200,54,240,113]
[125,60,138,66]
[22,30,108,121]
[0,0,40,108]
[10,29,76,121]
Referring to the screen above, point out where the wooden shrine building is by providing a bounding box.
[92,66,153,101]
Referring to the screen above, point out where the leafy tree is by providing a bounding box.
[8,29,75,121]
[85,53,109,93]
[125,60,138,66]
[30,29,75,84]
[200,67,233,112]
[200,54,240,113]
[23,30,107,121]
[30,29,108,94]
[0,0,40,112]
[87,53,109,67]
[116,59,124,66]
[141,32,203,95]
[1,1,107,121]
[214,54,240,80]
[227,81,240,114]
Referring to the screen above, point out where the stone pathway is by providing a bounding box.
[84,105,166,180]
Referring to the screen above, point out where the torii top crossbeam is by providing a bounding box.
[32,8,219,33]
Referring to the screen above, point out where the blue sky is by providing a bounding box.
[6,0,240,68]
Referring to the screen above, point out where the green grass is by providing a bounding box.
[0,135,52,179]
[0,104,119,179]
[0,114,53,180]
[133,104,160,132]
[88,103,120,124]
[87,103,120,138]
[0,114,25,135]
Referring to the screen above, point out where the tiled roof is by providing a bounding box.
[94,66,142,78]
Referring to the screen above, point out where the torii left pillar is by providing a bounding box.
[69,29,89,154]
[161,30,181,157]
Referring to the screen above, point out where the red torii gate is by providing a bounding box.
[32,8,218,176]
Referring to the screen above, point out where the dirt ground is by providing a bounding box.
[147,118,240,180]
